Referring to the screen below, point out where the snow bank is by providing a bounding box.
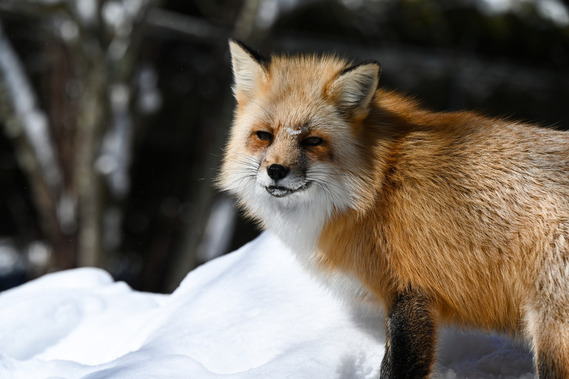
[0,232,534,378]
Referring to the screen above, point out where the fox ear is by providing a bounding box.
[229,40,269,103]
[329,62,380,116]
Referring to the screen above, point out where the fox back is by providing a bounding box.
[219,41,569,378]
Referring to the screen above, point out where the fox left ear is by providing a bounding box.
[229,40,269,104]
[329,62,381,116]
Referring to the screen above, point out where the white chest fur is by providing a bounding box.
[260,203,376,307]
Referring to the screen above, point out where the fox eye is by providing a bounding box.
[301,136,323,147]
[256,131,273,142]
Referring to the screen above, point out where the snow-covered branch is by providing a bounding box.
[0,20,69,262]
[0,21,62,192]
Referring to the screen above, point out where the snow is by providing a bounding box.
[285,127,305,136]
[0,232,534,378]
[98,83,132,197]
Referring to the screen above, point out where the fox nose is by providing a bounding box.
[267,164,289,181]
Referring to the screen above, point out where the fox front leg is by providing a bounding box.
[380,289,438,378]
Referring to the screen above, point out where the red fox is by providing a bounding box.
[219,40,569,378]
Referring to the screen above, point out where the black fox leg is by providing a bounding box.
[379,289,437,379]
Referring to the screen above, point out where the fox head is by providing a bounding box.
[219,40,381,224]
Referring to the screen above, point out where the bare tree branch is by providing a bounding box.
[0,0,159,270]
[233,0,262,42]
[146,7,228,42]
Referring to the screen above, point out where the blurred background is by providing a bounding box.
[0,0,567,293]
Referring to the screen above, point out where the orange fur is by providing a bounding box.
[220,41,569,378]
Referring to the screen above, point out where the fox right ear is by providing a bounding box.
[229,40,269,103]
[328,61,381,118]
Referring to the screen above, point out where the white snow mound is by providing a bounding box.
[0,232,534,378]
